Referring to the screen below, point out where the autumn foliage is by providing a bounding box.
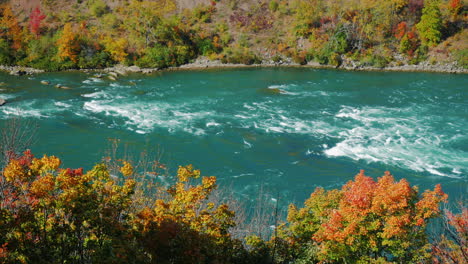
[57,23,81,63]
[276,170,449,263]
[29,7,45,37]
[0,151,463,263]
[0,5,22,50]
[0,0,466,70]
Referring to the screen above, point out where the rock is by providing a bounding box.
[0,98,6,106]
[128,65,141,72]
[55,84,71,90]
[108,75,117,81]
[41,80,50,85]
[108,72,119,77]
[10,70,26,76]
[0,82,6,86]
[115,69,126,76]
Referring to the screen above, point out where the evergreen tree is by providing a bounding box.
[416,0,443,47]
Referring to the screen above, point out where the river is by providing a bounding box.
[1,68,467,206]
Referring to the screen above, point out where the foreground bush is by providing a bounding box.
[273,171,449,263]
[0,151,245,263]
[0,151,464,263]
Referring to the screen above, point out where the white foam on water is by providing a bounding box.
[83,99,216,135]
[0,94,18,100]
[110,83,130,88]
[243,138,252,149]
[82,91,110,99]
[0,98,73,119]
[82,77,103,84]
[1,107,45,118]
[267,84,300,95]
[324,105,467,178]
[206,121,221,127]
[268,84,289,89]
[54,101,72,108]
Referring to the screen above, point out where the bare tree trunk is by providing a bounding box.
[0,117,38,167]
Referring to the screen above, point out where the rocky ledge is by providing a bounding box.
[0,65,45,75]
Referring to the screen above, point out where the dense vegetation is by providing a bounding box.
[0,149,466,263]
[0,0,466,71]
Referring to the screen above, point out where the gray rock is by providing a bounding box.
[10,70,26,76]
[128,65,141,72]
[0,98,6,106]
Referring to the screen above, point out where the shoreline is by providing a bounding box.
[1,57,467,76]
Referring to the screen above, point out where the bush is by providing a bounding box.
[454,49,468,68]
[291,50,307,65]
[221,46,261,65]
[89,0,109,17]
[137,44,195,68]
[197,38,217,56]
[77,49,114,69]
[276,171,448,263]
[0,39,13,65]
[269,0,279,12]
[137,45,171,68]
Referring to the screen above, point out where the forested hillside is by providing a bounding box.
[0,0,466,71]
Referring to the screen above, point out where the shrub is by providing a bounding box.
[453,49,468,69]
[269,0,279,12]
[0,39,13,65]
[137,44,195,68]
[277,171,448,263]
[89,0,109,17]
[221,46,261,65]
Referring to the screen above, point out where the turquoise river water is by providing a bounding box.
[0,68,467,205]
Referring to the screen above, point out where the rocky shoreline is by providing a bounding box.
[0,65,45,75]
[0,56,467,76]
[176,56,468,74]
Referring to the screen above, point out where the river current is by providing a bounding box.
[1,68,467,204]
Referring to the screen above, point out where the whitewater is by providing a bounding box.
[0,68,466,203]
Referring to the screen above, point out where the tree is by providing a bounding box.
[56,23,80,63]
[0,5,23,50]
[432,206,468,263]
[29,7,46,37]
[416,0,443,47]
[122,0,176,52]
[0,151,248,263]
[0,151,136,263]
[279,171,448,263]
[101,36,128,63]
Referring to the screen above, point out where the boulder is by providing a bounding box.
[128,65,141,72]
[55,84,71,90]
[0,98,6,106]
[41,80,50,85]
[9,70,26,76]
